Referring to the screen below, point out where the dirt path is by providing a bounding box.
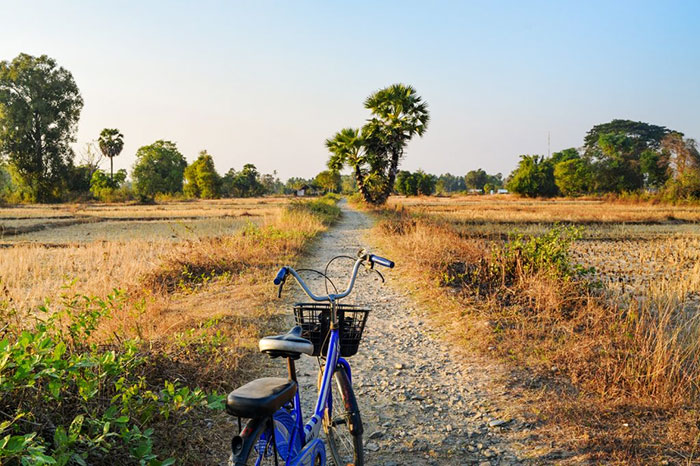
[288,202,544,466]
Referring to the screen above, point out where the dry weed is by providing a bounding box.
[371,197,700,462]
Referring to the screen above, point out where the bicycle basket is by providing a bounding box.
[293,303,370,357]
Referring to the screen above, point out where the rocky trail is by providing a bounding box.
[291,202,550,465]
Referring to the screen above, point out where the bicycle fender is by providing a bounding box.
[336,365,364,436]
[289,438,325,466]
[230,417,268,465]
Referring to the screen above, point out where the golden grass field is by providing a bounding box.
[389,195,700,300]
[375,195,700,463]
[0,198,287,311]
[0,196,339,462]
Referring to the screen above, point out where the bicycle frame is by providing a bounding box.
[242,254,393,465]
[250,322,346,465]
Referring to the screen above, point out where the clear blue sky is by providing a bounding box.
[2,0,699,179]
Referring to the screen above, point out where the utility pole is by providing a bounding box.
[547,131,551,158]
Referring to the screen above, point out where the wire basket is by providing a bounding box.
[293,303,370,357]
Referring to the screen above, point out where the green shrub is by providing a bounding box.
[0,291,224,466]
[495,224,591,280]
[440,224,593,298]
[321,192,342,202]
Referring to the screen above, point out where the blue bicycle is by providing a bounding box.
[225,250,394,466]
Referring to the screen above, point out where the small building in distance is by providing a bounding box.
[295,184,311,197]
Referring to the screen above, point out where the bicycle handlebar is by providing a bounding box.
[274,252,394,301]
[369,254,394,268]
[273,267,288,285]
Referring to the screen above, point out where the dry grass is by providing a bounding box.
[0,197,288,219]
[0,198,287,243]
[0,199,288,310]
[390,194,700,223]
[368,196,700,463]
[0,197,339,464]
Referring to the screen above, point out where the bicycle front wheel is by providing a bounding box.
[323,364,364,466]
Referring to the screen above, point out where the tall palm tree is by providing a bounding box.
[326,84,429,205]
[363,84,429,204]
[98,128,124,180]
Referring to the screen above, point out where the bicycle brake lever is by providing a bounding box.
[277,281,285,298]
[368,268,385,283]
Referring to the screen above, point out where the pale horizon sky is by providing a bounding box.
[2,1,699,180]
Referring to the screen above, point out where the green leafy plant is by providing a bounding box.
[0,291,224,465]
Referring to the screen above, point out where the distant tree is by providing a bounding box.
[284,177,313,194]
[260,171,283,195]
[661,133,700,199]
[221,164,265,197]
[78,141,103,180]
[436,173,466,193]
[132,140,187,200]
[415,170,436,195]
[184,150,220,199]
[0,53,83,202]
[506,155,557,197]
[90,169,127,198]
[639,149,669,189]
[554,158,592,196]
[584,120,672,193]
[327,84,429,204]
[661,132,700,180]
[395,170,416,195]
[550,148,580,165]
[485,172,504,188]
[584,120,669,157]
[464,169,488,190]
[592,133,645,192]
[314,170,341,193]
[0,163,12,200]
[340,174,357,194]
[483,183,496,194]
[98,128,124,180]
[395,170,435,196]
[65,164,93,196]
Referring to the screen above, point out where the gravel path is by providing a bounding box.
[290,202,536,465]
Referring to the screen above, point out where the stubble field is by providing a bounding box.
[0,198,287,311]
[374,195,700,463]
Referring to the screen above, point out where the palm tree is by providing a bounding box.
[326,127,374,201]
[326,84,429,204]
[364,84,429,204]
[98,128,124,180]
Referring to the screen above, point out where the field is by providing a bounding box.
[391,196,700,304]
[0,198,286,311]
[0,196,340,464]
[374,195,700,463]
[3,194,699,464]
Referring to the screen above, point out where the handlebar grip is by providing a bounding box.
[273,267,288,285]
[370,254,395,268]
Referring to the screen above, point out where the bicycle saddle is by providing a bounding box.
[226,377,297,418]
[259,326,314,359]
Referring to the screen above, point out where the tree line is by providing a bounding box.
[393,169,504,196]
[507,120,700,199]
[3,53,699,205]
[0,54,343,203]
